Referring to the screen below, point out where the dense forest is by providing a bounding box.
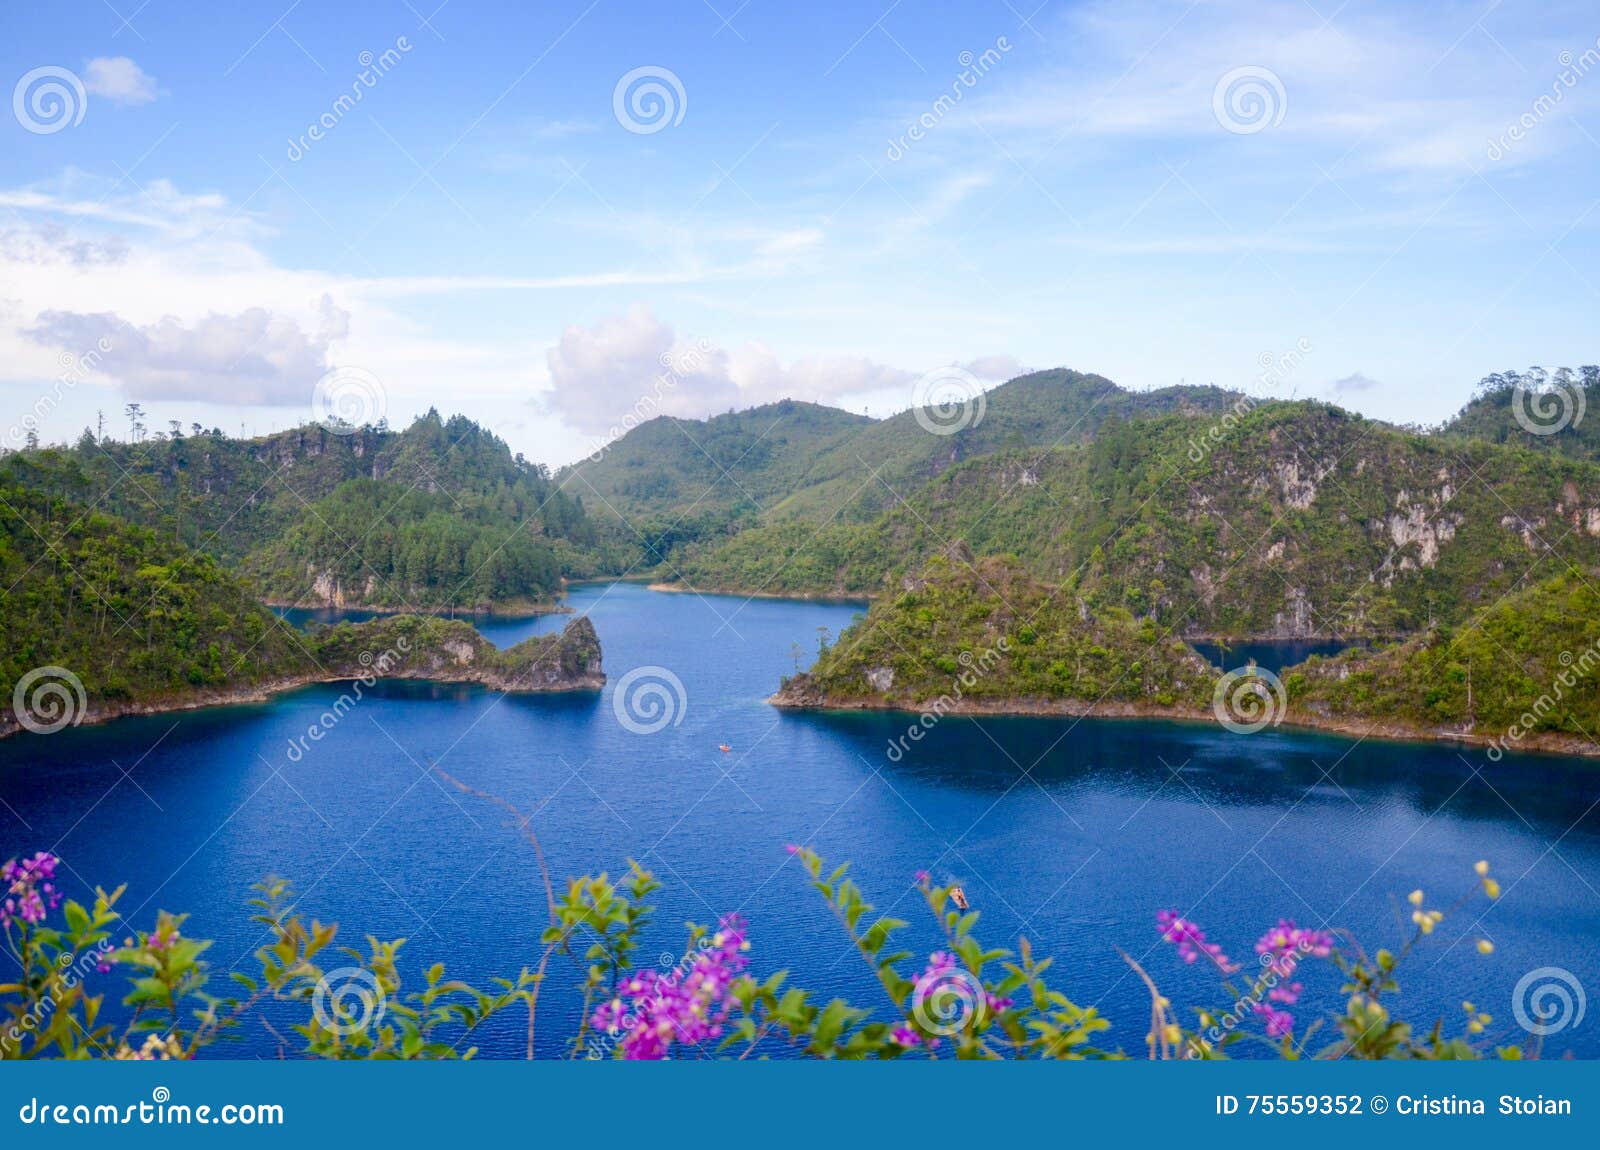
[0,479,603,733]
[674,398,1600,637]
[3,411,630,611]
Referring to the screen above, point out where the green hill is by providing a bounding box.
[1439,366,1600,461]
[679,400,1600,637]
[1290,566,1600,753]
[566,370,1244,573]
[0,481,606,735]
[4,412,626,612]
[772,553,1216,716]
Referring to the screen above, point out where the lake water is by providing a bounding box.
[1191,639,1359,675]
[4,583,1598,1058]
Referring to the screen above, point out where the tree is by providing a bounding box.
[124,403,145,443]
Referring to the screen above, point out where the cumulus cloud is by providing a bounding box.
[26,296,348,405]
[1333,371,1380,393]
[83,57,158,105]
[543,306,1019,435]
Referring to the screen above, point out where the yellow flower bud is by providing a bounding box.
[1408,889,1424,907]
[1476,939,1494,955]
[1483,878,1500,899]
[1467,1020,1484,1034]
[1474,860,1489,877]
[1162,1025,1181,1045]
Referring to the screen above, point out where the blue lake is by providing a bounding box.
[4,582,1598,1058]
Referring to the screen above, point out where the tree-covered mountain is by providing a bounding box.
[564,371,1245,569]
[0,479,605,735]
[677,400,1600,637]
[773,553,1215,717]
[775,553,1600,757]
[1291,565,1600,753]
[4,412,628,612]
[0,480,311,714]
[1439,366,1600,461]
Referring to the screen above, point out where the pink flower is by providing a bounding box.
[1254,1004,1295,1038]
[1,852,63,930]
[1155,910,1239,973]
[591,915,751,1060]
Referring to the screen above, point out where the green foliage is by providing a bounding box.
[1291,565,1600,744]
[4,411,626,611]
[784,554,1216,711]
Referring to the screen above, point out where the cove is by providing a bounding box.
[3,583,1597,1058]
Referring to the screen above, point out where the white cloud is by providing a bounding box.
[541,305,1020,435]
[27,297,348,405]
[83,57,158,105]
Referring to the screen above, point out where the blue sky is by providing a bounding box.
[3,0,1598,463]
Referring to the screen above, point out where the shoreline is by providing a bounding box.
[766,691,1600,762]
[265,599,573,620]
[0,668,605,742]
[646,581,873,605]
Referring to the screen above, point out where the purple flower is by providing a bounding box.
[1254,1004,1295,1038]
[591,914,751,1060]
[1,852,63,930]
[1155,910,1239,973]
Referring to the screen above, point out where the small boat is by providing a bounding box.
[949,885,969,911]
[718,743,732,753]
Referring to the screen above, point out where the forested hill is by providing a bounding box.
[772,554,1600,757]
[565,370,1245,565]
[1440,367,1600,461]
[0,480,606,735]
[3,412,630,612]
[675,400,1600,637]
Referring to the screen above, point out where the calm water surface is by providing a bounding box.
[4,583,1598,1057]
